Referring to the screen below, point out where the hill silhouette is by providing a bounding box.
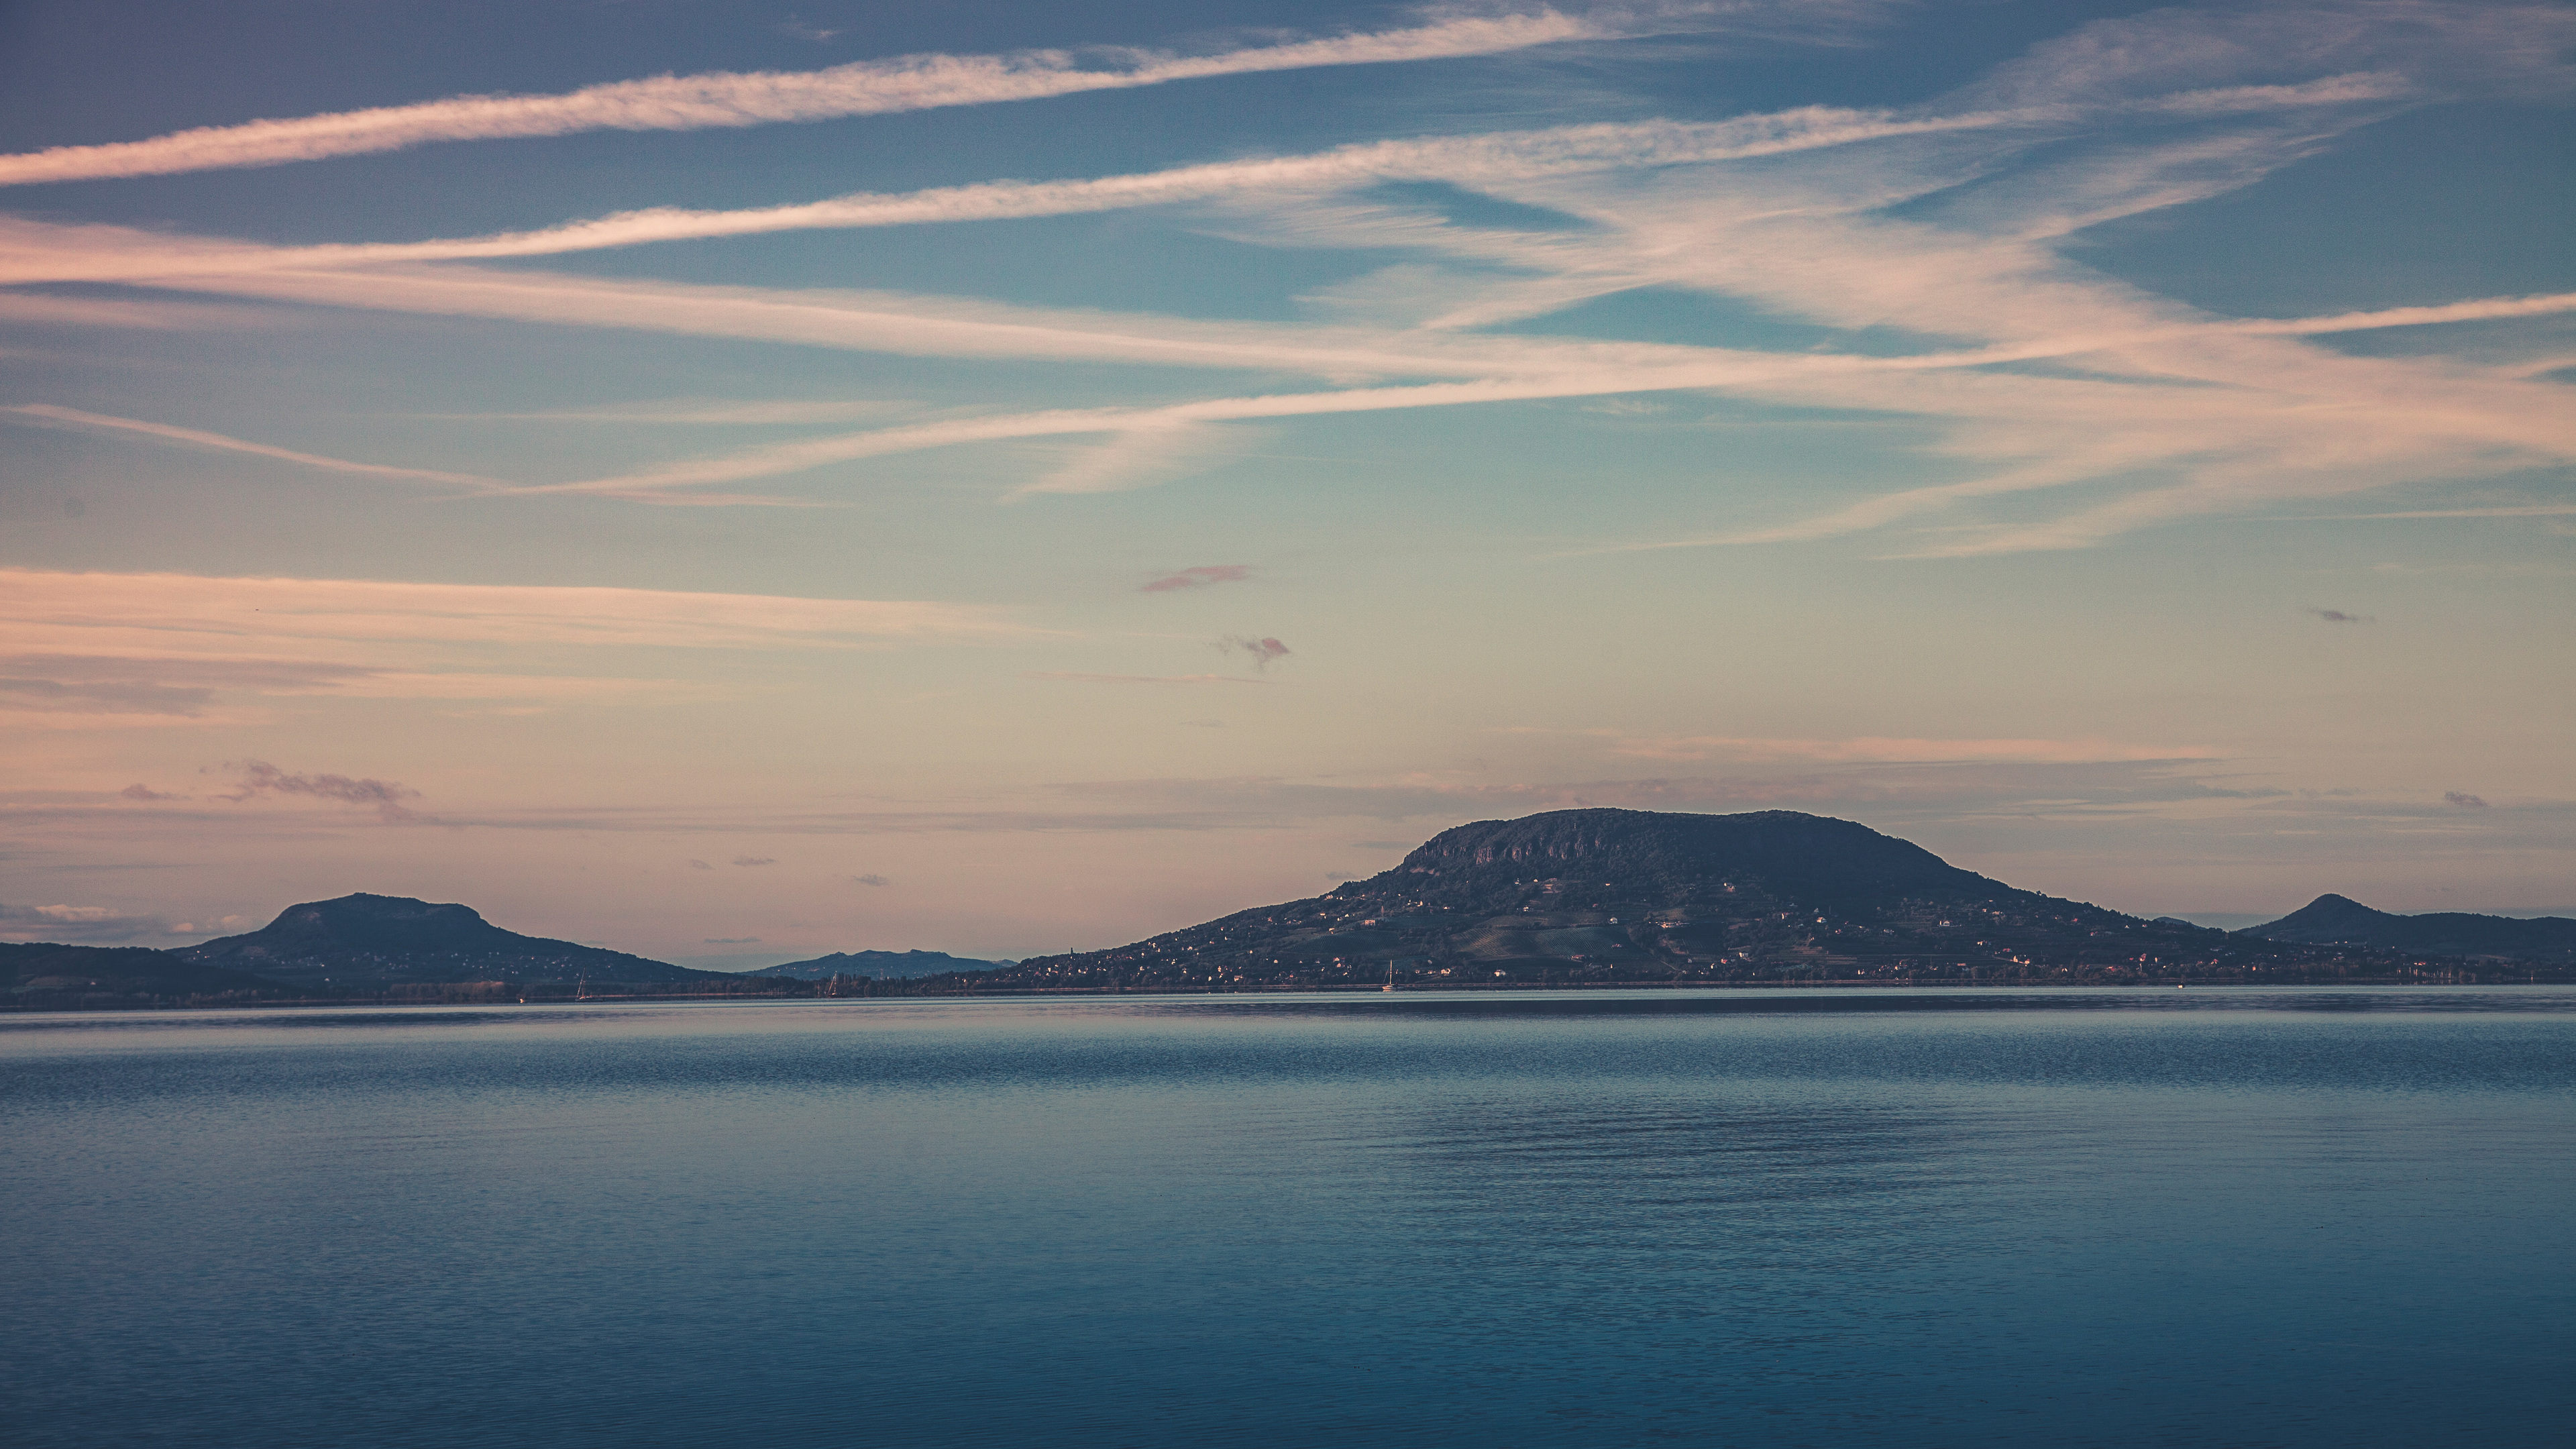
[2239,894,2576,963]
[932,808,2432,991]
[175,894,715,988]
[3,941,287,1006]
[748,949,1017,981]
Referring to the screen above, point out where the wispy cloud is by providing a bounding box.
[2310,607,2374,623]
[777,15,841,45]
[1601,733,2221,763]
[3,403,500,488]
[1024,671,1268,685]
[1216,635,1293,670]
[2445,791,2489,808]
[0,570,1051,729]
[3,3,2563,547]
[3,99,2323,282]
[0,292,284,329]
[1015,421,1236,498]
[1142,565,1252,592]
[0,676,215,718]
[0,7,1701,187]
[0,901,178,944]
[220,759,421,821]
[3,569,1043,653]
[457,398,918,425]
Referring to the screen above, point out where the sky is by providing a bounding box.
[2,0,2571,965]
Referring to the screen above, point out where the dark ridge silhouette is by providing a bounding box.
[746,949,1018,981]
[1383,808,2000,904]
[925,808,2467,992]
[3,941,285,1002]
[175,893,716,987]
[2239,894,2576,962]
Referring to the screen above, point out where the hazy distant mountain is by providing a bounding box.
[745,949,1019,981]
[2237,894,2576,963]
[4,941,285,1003]
[174,894,717,988]
[943,808,2388,990]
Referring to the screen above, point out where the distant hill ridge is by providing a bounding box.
[943,808,2456,991]
[747,949,1018,981]
[948,804,2339,985]
[2238,894,2576,963]
[175,893,714,988]
[12,820,2575,1010]
[2,941,285,1003]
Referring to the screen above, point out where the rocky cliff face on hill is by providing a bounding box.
[943,808,2426,991]
[174,894,716,988]
[2239,894,2576,963]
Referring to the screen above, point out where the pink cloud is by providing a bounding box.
[1143,565,1251,592]
[1217,635,1291,670]
[219,759,419,820]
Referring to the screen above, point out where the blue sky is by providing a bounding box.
[3,1,2570,963]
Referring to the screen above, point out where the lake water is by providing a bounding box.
[4,988,2571,1447]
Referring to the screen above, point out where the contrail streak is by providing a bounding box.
[0,9,1640,186]
[1,403,500,487]
[0,73,2406,286]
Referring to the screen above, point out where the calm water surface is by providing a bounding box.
[5,988,2571,1446]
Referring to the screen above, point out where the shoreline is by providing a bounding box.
[9,972,2569,1014]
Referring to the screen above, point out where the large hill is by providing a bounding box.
[174,894,718,989]
[2239,894,2576,963]
[937,809,2471,991]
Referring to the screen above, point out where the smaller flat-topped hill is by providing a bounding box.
[176,893,712,988]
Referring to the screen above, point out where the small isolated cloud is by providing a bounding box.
[732,855,777,867]
[704,936,762,944]
[777,15,840,42]
[2445,791,2489,808]
[219,759,419,820]
[2311,608,2375,624]
[1144,565,1251,593]
[1216,635,1291,670]
[120,782,178,800]
[851,873,891,886]
[688,859,714,870]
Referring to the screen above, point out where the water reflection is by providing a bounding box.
[3,989,2570,1448]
